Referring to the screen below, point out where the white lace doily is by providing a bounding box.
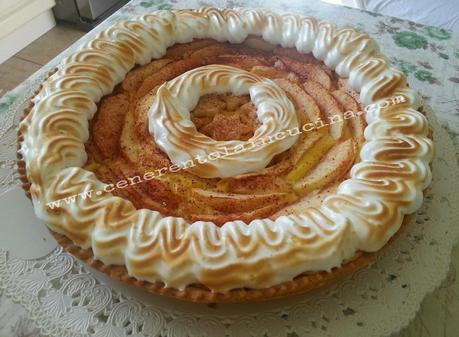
[0,80,458,337]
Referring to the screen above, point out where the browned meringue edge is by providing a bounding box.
[18,7,434,293]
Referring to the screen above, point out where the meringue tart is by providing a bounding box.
[17,7,433,302]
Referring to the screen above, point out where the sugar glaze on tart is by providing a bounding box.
[19,7,433,293]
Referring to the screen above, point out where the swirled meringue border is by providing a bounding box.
[18,7,433,292]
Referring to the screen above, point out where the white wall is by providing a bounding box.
[0,0,56,63]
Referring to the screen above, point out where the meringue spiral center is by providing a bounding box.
[147,64,299,178]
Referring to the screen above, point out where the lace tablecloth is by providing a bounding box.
[1,1,459,336]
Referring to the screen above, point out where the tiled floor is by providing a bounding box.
[0,24,85,97]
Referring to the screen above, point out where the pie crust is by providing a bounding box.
[17,8,433,301]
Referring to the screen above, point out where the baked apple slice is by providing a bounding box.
[136,57,212,98]
[188,44,235,58]
[332,89,366,147]
[122,59,174,92]
[226,175,292,194]
[286,134,335,182]
[293,138,355,194]
[191,188,293,213]
[274,78,322,126]
[92,92,129,158]
[165,39,218,58]
[215,54,269,71]
[273,47,320,66]
[243,36,277,51]
[275,56,333,90]
[303,80,345,140]
[246,133,325,184]
[288,132,323,165]
[230,160,293,179]
[187,202,289,226]
[250,65,299,81]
